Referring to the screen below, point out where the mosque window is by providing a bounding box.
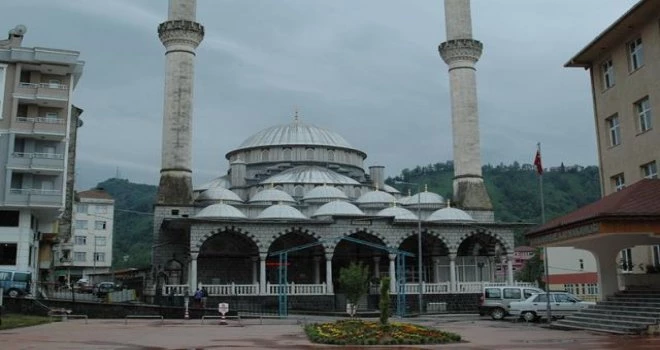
[283,148,292,161]
[344,152,350,163]
[306,148,314,160]
[354,187,361,198]
[328,150,335,161]
[261,149,269,161]
[294,185,304,198]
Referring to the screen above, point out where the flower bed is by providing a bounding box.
[304,319,461,345]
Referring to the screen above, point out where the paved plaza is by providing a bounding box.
[1,316,660,349]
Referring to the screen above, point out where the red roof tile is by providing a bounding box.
[528,179,660,236]
[78,189,113,200]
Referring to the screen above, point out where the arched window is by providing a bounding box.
[306,148,314,160]
[328,150,335,161]
[294,185,304,198]
[344,152,350,163]
[283,148,292,161]
[261,149,269,161]
[354,187,361,198]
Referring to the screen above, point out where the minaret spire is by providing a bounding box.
[438,0,493,213]
[156,0,204,204]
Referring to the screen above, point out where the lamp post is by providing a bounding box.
[395,181,423,315]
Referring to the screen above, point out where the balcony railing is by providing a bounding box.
[18,82,68,90]
[16,116,66,124]
[12,152,65,160]
[10,188,61,196]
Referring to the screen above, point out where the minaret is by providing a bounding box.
[156,0,204,204]
[438,0,492,213]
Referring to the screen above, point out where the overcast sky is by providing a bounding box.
[1,0,639,189]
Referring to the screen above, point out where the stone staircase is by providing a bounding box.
[552,289,660,334]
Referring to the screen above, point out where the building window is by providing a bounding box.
[94,221,107,230]
[0,64,6,120]
[95,236,107,246]
[96,205,108,214]
[261,149,269,162]
[612,173,625,192]
[293,185,304,198]
[94,252,105,262]
[586,283,598,295]
[606,114,620,146]
[653,245,660,267]
[602,59,614,89]
[76,204,88,214]
[628,37,643,71]
[306,148,314,160]
[328,150,335,161]
[579,259,584,270]
[0,210,20,227]
[75,220,88,230]
[621,248,633,272]
[635,97,652,132]
[74,236,87,245]
[74,252,86,262]
[0,243,17,265]
[642,161,658,179]
[283,148,292,161]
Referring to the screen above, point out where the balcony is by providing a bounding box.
[7,152,65,174]
[13,116,67,139]
[5,188,62,207]
[14,82,69,108]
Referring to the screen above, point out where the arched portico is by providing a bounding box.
[456,229,510,285]
[266,228,325,285]
[333,231,390,293]
[396,230,450,284]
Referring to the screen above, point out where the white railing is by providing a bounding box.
[205,283,258,296]
[9,188,61,196]
[19,82,68,90]
[16,116,65,124]
[163,284,189,296]
[267,282,327,295]
[12,152,64,159]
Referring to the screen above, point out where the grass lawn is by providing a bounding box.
[0,313,53,330]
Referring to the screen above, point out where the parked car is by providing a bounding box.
[508,291,595,322]
[92,282,117,297]
[479,285,545,320]
[0,269,32,298]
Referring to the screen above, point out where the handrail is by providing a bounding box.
[16,116,65,124]
[9,188,62,195]
[18,82,68,90]
[12,152,64,159]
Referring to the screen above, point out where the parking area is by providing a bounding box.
[0,316,659,349]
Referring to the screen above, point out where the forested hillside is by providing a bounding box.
[99,162,600,269]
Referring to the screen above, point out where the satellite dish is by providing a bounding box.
[11,24,27,36]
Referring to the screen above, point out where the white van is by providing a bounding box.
[479,285,544,320]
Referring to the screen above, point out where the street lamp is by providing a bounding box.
[395,181,423,315]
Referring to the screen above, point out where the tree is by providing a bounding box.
[379,277,391,325]
[515,249,546,289]
[338,262,370,316]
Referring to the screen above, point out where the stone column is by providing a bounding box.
[313,256,321,284]
[433,257,441,283]
[389,254,397,294]
[325,253,333,294]
[259,254,267,294]
[252,257,259,285]
[373,256,381,278]
[506,254,514,285]
[449,253,457,292]
[589,248,620,300]
[190,252,198,291]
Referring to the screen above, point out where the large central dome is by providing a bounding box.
[235,118,354,150]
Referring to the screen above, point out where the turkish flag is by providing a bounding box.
[534,150,543,175]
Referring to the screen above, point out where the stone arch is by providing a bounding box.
[331,228,392,251]
[196,227,260,285]
[264,226,325,253]
[332,229,391,288]
[393,228,450,252]
[455,228,511,283]
[194,226,261,252]
[266,226,325,284]
[164,259,184,285]
[396,229,451,283]
[455,229,512,256]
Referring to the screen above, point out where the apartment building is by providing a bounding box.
[564,0,660,282]
[67,189,114,281]
[0,25,84,286]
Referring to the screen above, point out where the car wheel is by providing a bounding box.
[522,311,537,322]
[8,289,20,298]
[490,307,505,320]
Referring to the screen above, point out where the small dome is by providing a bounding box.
[249,188,296,204]
[257,204,307,220]
[383,184,401,194]
[195,203,247,219]
[302,185,349,203]
[427,207,474,222]
[356,190,396,205]
[402,191,445,206]
[195,175,231,192]
[261,165,360,185]
[312,200,365,217]
[197,187,243,204]
[376,206,418,221]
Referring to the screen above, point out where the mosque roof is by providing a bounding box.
[261,165,360,185]
[196,187,243,204]
[257,204,307,220]
[302,185,349,202]
[376,206,419,221]
[195,203,247,219]
[355,190,397,205]
[400,190,445,206]
[194,175,230,191]
[227,117,364,158]
[312,200,365,217]
[383,184,401,194]
[426,207,475,222]
[249,188,296,204]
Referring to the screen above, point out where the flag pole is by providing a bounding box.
[536,142,551,324]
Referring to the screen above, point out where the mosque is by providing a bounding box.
[148,0,520,311]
